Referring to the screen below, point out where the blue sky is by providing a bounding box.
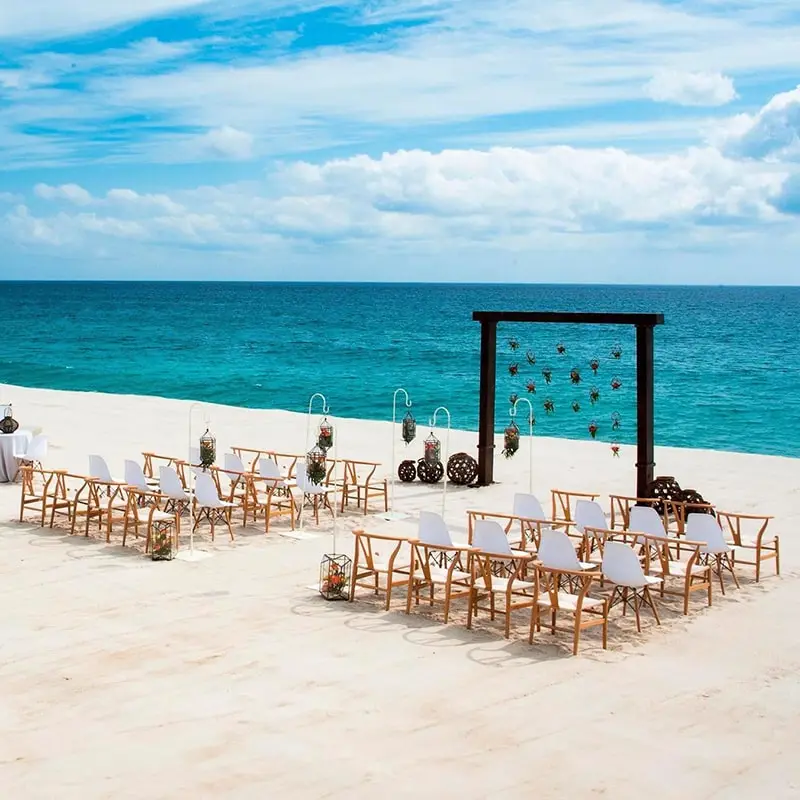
[1,0,799,282]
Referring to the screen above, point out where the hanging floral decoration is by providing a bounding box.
[611,377,622,391]
[508,363,519,377]
[611,411,621,431]
[542,366,553,384]
[589,386,601,405]
[526,351,536,366]
[502,421,520,458]
[556,342,567,355]
[611,344,622,360]
[543,398,555,415]
[424,431,441,464]
[317,417,334,451]
[402,410,417,445]
[571,400,581,413]
[570,366,582,385]
[589,357,600,375]
[306,444,327,485]
[508,338,520,351]
[611,442,620,457]
[526,380,536,394]
[509,393,519,406]
[588,420,599,439]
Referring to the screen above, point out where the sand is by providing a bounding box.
[0,383,798,799]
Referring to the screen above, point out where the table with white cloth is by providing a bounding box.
[0,431,31,482]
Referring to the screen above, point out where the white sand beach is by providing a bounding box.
[1,383,798,799]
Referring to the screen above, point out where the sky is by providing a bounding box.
[1,0,799,283]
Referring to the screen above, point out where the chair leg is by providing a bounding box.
[572,611,582,656]
[727,555,740,589]
[715,555,726,595]
[775,539,781,576]
[644,587,661,625]
[632,590,641,633]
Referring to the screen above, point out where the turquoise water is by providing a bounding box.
[0,282,798,458]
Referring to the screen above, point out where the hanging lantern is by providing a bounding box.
[543,398,555,415]
[319,553,352,601]
[611,411,621,431]
[508,363,519,377]
[570,367,582,385]
[589,357,600,375]
[588,420,599,439]
[508,338,520,351]
[526,380,536,394]
[611,344,622,360]
[424,431,441,464]
[0,403,19,434]
[509,393,519,406]
[502,420,520,459]
[306,444,327,485]
[541,366,553,384]
[317,417,334,451]
[402,410,417,445]
[611,442,620,457]
[526,351,536,366]
[611,377,622,391]
[199,428,216,469]
[556,342,567,355]
[571,400,581,413]
[589,386,601,405]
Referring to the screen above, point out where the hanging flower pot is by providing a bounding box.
[526,380,536,394]
[508,363,519,377]
[543,398,555,415]
[611,411,621,431]
[502,421,520,459]
[588,420,599,439]
[306,444,327,485]
[402,410,417,445]
[199,428,216,469]
[541,366,553,384]
[570,366,582,385]
[526,351,536,366]
[317,417,334,451]
[589,386,601,405]
[611,442,620,457]
[0,403,19,435]
[571,400,581,413]
[611,377,622,391]
[556,342,567,355]
[508,338,520,351]
[589,357,600,375]
[611,344,622,360]
[509,393,519,406]
[424,431,441,464]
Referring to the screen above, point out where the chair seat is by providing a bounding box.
[537,592,605,612]
[651,560,707,578]
[700,544,744,556]
[199,500,237,509]
[419,566,471,585]
[371,559,411,574]
[150,510,176,522]
[611,575,663,589]
[474,575,535,593]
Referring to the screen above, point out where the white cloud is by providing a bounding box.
[196,126,255,160]
[34,182,93,204]
[645,70,737,107]
[105,188,185,213]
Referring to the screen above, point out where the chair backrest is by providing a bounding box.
[124,459,149,490]
[537,528,581,570]
[686,513,728,552]
[88,455,114,482]
[601,541,647,588]
[417,511,453,547]
[575,499,608,533]
[512,492,546,521]
[159,466,187,499]
[27,434,48,461]
[258,457,282,480]
[188,446,200,465]
[628,505,667,538]
[294,462,309,491]
[224,452,246,479]
[472,519,513,555]
[194,472,221,506]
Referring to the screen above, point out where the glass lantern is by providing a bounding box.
[199,428,216,469]
[0,403,19,434]
[502,420,520,459]
[306,444,327,485]
[424,431,441,464]
[402,410,417,445]
[317,418,334,452]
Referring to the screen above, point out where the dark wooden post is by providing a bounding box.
[476,319,497,486]
[635,323,656,497]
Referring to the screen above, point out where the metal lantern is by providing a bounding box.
[199,428,216,468]
[402,410,417,445]
[150,520,176,562]
[317,417,334,451]
[0,403,19,434]
[306,444,327,485]
[319,553,351,601]
[424,431,441,464]
[502,420,520,459]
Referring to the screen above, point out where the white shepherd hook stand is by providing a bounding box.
[382,387,412,521]
[176,401,212,562]
[511,397,535,495]
[431,406,451,518]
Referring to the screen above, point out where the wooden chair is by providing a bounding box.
[551,489,599,524]
[159,465,193,517]
[65,476,127,539]
[339,460,388,515]
[685,513,740,595]
[530,565,609,655]
[122,487,180,553]
[468,520,535,638]
[245,474,296,534]
[601,540,662,632]
[141,452,181,480]
[293,463,336,525]
[717,511,778,582]
[350,530,412,609]
[610,494,675,532]
[193,472,236,541]
[18,466,69,527]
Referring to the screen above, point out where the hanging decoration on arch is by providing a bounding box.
[541,366,553,384]
[611,411,621,431]
[317,417,334,451]
[611,343,622,360]
[570,366,582,385]
[588,420,599,440]
[589,386,601,405]
[611,441,620,457]
[509,393,519,406]
[571,399,581,413]
[526,351,536,366]
[508,363,519,377]
[556,342,567,355]
[543,398,555,415]
[589,357,600,375]
[526,380,536,394]
[508,338,520,351]
[611,376,622,391]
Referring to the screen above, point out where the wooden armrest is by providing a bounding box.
[407,539,478,553]
[477,549,534,561]
[717,510,774,521]
[353,529,410,542]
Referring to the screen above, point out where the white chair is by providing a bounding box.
[418,510,457,547]
[686,513,741,595]
[574,499,608,533]
[124,459,156,492]
[13,434,47,478]
[259,457,293,489]
[193,472,237,541]
[512,492,547,521]
[89,455,115,483]
[159,466,192,516]
[629,505,670,539]
[509,492,554,550]
[223,452,247,477]
[294,462,336,525]
[538,528,596,572]
[601,541,662,632]
[188,446,201,465]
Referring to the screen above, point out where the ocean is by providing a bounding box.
[0,282,798,458]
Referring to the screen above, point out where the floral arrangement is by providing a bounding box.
[508,363,519,377]
[556,342,567,355]
[588,421,599,439]
[541,367,553,384]
[611,411,621,431]
[502,421,520,458]
[509,393,519,406]
[526,381,536,394]
[611,443,620,457]
[570,367,581,385]
[543,398,555,415]
[589,357,600,375]
[317,418,334,451]
[611,377,622,391]
[509,338,520,351]
[571,400,581,413]
[526,351,536,366]
[589,386,601,405]
[611,344,622,359]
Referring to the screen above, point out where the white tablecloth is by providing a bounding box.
[0,431,31,483]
